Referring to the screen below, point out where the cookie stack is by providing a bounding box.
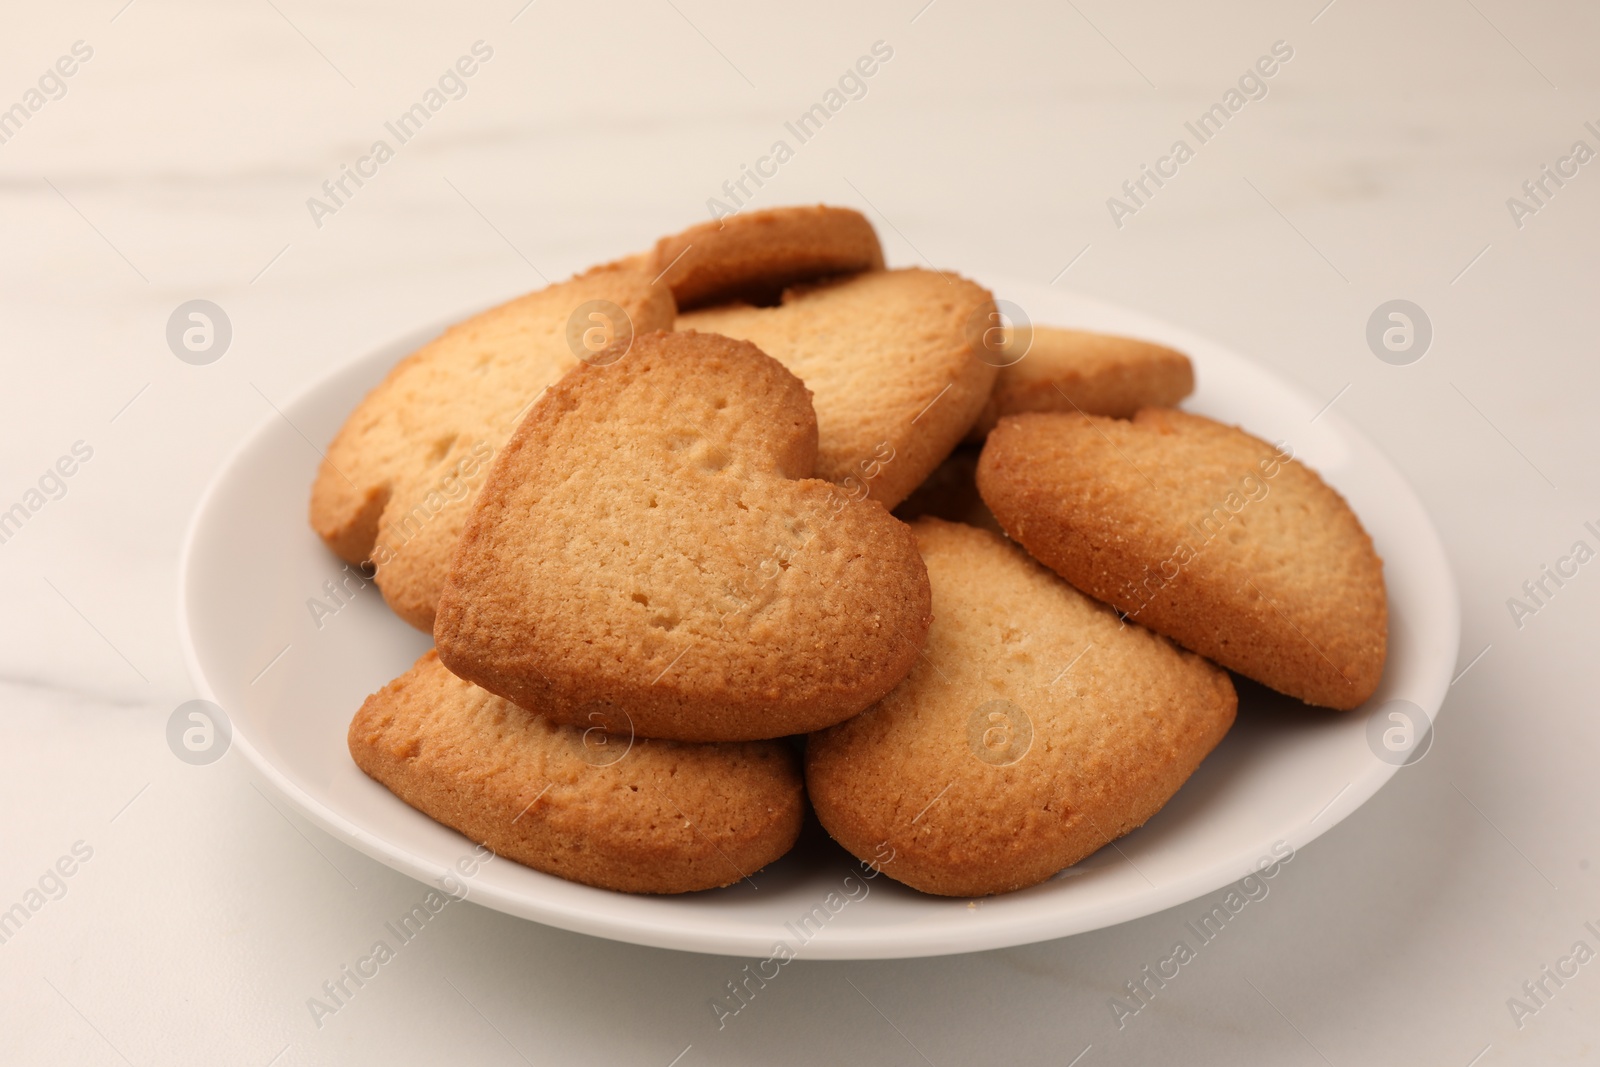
[317,206,1387,898]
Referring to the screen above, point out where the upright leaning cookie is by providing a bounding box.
[678,268,997,508]
[350,652,804,894]
[310,262,675,631]
[977,408,1387,709]
[651,204,884,310]
[435,329,933,743]
[966,326,1194,440]
[806,519,1236,898]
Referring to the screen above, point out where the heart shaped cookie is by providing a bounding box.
[806,519,1236,897]
[651,204,884,310]
[676,267,998,509]
[966,325,1195,440]
[350,652,804,893]
[434,329,933,742]
[309,262,675,631]
[977,408,1388,709]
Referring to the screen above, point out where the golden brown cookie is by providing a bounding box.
[892,446,1003,536]
[435,329,933,743]
[349,651,804,894]
[977,408,1387,709]
[652,204,884,310]
[309,262,675,631]
[677,268,997,509]
[806,519,1236,897]
[966,326,1194,440]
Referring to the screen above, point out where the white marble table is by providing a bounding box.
[3,1,1597,1063]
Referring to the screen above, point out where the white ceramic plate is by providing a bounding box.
[178,278,1459,960]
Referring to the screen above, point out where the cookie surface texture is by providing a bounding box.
[652,204,884,309]
[967,326,1195,440]
[806,519,1237,897]
[976,408,1387,709]
[310,262,676,631]
[677,267,998,509]
[349,652,804,894]
[435,329,933,742]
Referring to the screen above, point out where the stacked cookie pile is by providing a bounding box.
[314,206,1387,898]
